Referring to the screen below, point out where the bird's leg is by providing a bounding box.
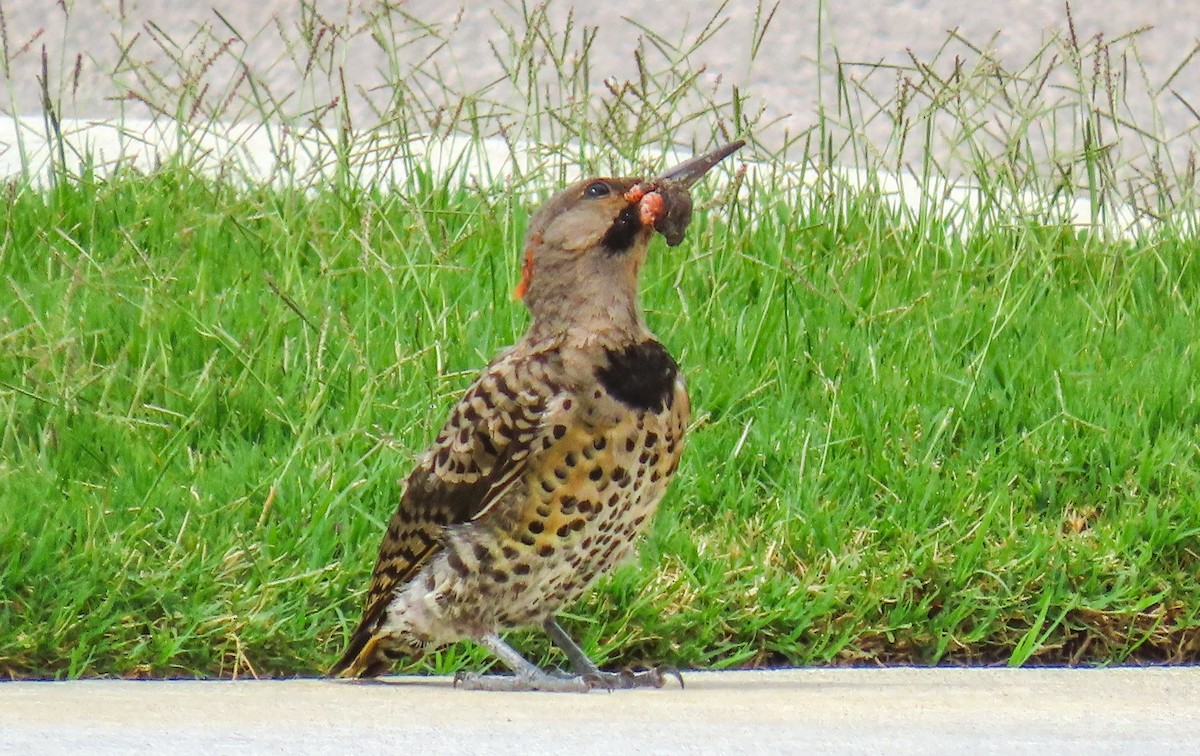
[542,617,682,690]
[541,618,601,676]
[454,633,590,693]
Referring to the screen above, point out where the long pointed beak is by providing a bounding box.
[656,140,745,187]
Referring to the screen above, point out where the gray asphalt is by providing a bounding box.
[4,668,1200,754]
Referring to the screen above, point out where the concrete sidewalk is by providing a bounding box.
[3,668,1199,754]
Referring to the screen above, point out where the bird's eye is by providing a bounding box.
[584,181,611,199]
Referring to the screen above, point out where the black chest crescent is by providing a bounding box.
[595,340,680,413]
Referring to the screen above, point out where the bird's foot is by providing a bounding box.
[453,666,680,693]
[582,665,683,691]
[463,632,682,692]
[539,619,683,691]
[453,668,591,693]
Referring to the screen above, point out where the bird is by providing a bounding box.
[329,140,744,692]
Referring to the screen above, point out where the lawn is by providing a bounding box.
[2,158,1197,678]
[1,2,1199,679]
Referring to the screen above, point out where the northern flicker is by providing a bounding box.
[330,140,744,692]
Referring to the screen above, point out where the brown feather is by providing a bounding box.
[329,346,563,676]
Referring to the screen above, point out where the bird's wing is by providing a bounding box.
[331,348,560,674]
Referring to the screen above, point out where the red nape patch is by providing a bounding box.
[514,237,539,300]
[638,191,665,227]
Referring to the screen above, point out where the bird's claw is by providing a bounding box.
[453,665,681,693]
[453,670,590,693]
[659,665,685,690]
[581,665,683,690]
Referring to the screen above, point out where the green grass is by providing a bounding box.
[3,2,1200,679]
[1,161,1197,679]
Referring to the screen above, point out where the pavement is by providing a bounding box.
[4,668,1200,754]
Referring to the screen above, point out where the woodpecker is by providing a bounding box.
[330,141,743,691]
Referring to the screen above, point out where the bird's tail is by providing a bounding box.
[328,599,395,679]
[329,629,392,679]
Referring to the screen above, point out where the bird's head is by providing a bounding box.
[515,140,743,338]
